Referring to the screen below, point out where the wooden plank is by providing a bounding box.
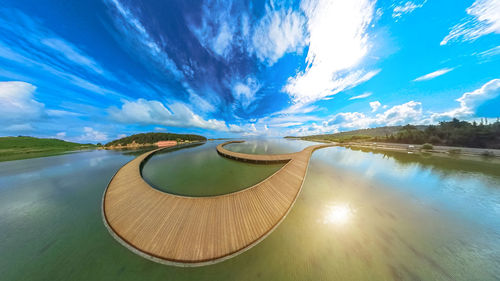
[103,141,334,266]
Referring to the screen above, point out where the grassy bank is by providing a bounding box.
[340,141,500,160]
[292,119,500,149]
[0,136,96,162]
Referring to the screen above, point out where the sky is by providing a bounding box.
[0,0,499,143]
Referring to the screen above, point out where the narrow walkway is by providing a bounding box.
[103,141,334,266]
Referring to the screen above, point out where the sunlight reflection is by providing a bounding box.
[323,203,355,225]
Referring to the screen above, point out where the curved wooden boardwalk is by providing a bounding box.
[103,141,334,266]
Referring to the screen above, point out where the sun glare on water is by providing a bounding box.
[323,203,355,226]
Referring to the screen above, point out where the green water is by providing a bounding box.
[0,139,499,280]
[142,142,283,196]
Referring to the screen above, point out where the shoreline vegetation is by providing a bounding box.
[287,118,500,160]
[0,132,207,162]
[0,136,96,162]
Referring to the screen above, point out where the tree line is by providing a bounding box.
[105,132,206,146]
[377,118,500,149]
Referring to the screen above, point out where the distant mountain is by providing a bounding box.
[105,132,206,147]
[0,136,96,162]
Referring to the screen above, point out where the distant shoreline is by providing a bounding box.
[301,138,500,162]
[103,140,199,150]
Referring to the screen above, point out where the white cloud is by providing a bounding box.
[41,38,104,75]
[375,101,423,125]
[4,124,35,132]
[228,124,245,133]
[441,0,500,45]
[349,92,372,100]
[188,1,236,59]
[190,1,306,65]
[80,127,108,142]
[213,22,233,57]
[284,0,378,104]
[270,122,303,128]
[106,0,182,78]
[108,98,230,131]
[392,1,427,19]
[370,101,381,112]
[285,80,500,136]
[46,109,82,117]
[325,112,371,128]
[232,76,261,109]
[289,100,424,136]
[477,45,500,59]
[413,67,454,81]
[252,6,307,65]
[0,81,44,123]
[0,12,126,99]
[185,85,216,113]
[56,132,67,139]
[431,78,500,120]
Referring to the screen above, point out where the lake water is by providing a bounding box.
[0,139,499,280]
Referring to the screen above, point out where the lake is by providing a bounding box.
[0,139,499,280]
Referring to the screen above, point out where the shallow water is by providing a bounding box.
[0,139,499,280]
[142,142,283,196]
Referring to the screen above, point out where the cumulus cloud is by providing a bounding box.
[326,112,371,128]
[375,101,423,125]
[288,79,500,137]
[370,101,381,112]
[392,1,427,19]
[413,68,454,81]
[441,0,500,45]
[108,98,231,131]
[431,78,500,120]
[80,127,108,142]
[0,81,44,125]
[252,6,307,65]
[284,0,378,104]
[288,100,424,136]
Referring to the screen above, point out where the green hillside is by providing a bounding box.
[291,119,500,149]
[105,132,206,147]
[292,125,427,142]
[0,136,96,162]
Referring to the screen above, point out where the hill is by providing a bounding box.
[105,132,206,147]
[291,125,427,142]
[290,119,500,149]
[0,136,96,162]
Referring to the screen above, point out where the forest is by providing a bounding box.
[378,118,500,148]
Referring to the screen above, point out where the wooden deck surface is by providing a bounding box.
[103,141,334,266]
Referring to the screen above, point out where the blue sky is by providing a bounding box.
[0,0,499,143]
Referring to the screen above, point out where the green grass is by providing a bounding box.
[0,136,96,162]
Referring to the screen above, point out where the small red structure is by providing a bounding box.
[156,140,177,147]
